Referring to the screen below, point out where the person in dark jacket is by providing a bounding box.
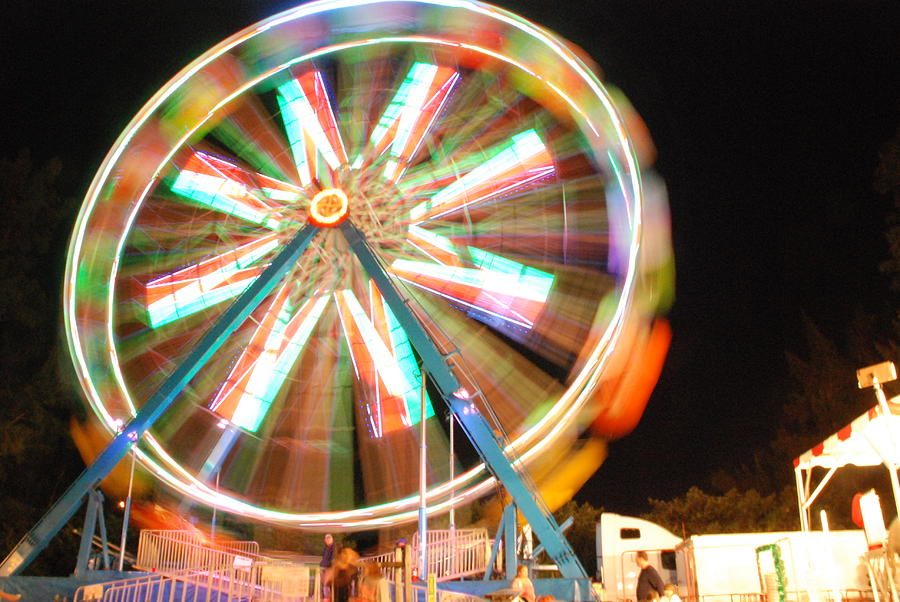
[635,551,665,602]
[321,534,336,600]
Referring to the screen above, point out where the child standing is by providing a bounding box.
[662,584,681,602]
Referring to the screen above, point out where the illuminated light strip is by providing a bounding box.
[207,280,297,414]
[143,234,279,328]
[171,152,283,227]
[370,283,434,426]
[338,290,413,399]
[335,289,435,435]
[390,251,554,327]
[409,129,554,220]
[393,275,533,330]
[213,293,329,432]
[277,72,348,186]
[257,173,303,203]
[359,62,459,181]
[381,293,434,424]
[334,290,388,436]
[391,256,553,302]
[407,225,462,266]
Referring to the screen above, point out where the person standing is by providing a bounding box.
[321,534,336,601]
[359,563,391,602]
[332,547,360,602]
[511,564,536,602]
[635,551,665,602]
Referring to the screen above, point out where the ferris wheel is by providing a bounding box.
[58,0,662,534]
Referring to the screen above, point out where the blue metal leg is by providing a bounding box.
[339,222,588,581]
[504,503,518,580]
[0,223,321,576]
[74,489,103,575]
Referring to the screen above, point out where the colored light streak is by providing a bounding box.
[277,71,348,186]
[257,173,303,203]
[171,152,285,228]
[356,62,459,180]
[406,225,462,266]
[143,234,279,328]
[334,288,433,437]
[374,284,434,427]
[209,286,329,432]
[408,129,554,221]
[391,249,554,328]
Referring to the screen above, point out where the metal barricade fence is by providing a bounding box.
[76,529,323,602]
[135,530,261,573]
[411,529,491,580]
[75,561,323,602]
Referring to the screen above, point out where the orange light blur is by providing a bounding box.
[308,188,349,227]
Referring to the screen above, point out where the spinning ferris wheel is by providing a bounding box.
[3,0,672,579]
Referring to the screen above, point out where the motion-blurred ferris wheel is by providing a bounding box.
[64,0,672,529]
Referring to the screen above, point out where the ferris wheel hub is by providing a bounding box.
[308,187,350,227]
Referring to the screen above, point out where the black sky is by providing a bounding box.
[1,0,898,515]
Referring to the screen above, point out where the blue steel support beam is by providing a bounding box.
[0,223,320,577]
[339,221,588,582]
[504,503,518,580]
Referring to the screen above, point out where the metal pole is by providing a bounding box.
[449,413,455,531]
[449,412,456,578]
[874,381,900,519]
[211,471,219,542]
[117,444,136,571]
[419,370,428,580]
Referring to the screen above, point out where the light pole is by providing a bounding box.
[418,369,428,580]
[857,361,900,517]
[117,435,137,571]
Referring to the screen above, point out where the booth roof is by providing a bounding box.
[794,397,900,471]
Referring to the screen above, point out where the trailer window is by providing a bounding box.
[620,528,641,539]
[661,551,676,571]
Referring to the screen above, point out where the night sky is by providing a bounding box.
[2,0,898,516]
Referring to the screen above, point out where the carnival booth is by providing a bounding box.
[794,397,900,532]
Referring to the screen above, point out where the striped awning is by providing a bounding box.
[794,400,900,470]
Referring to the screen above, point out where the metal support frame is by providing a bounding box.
[485,503,517,580]
[532,515,573,562]
[504,503,518,579]
[4,218,588,585]
[0,223,320,576]
[75,489,110,575]
[340,222,588,581]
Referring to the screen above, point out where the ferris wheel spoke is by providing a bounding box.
[141,233,280,328]
[241,318,357,511]
[209,285,330,433]
[406,129,554,222]
[390,244,554,330]
[210,96,299,183]
[171,151,301,228]
[277,71,348,187]
[334,285,434,438]
[352,62,460,182]
[416,69,523,166]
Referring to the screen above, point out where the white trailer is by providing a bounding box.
[597,514,871,602]
[677,531,869,602]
